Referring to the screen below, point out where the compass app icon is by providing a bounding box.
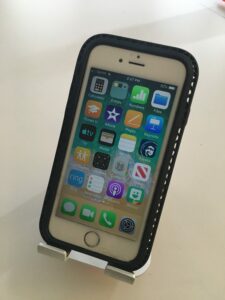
[104,105,123,124]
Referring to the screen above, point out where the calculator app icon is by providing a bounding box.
[90,76,108,95]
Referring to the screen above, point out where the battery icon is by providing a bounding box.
[169,86,175,90]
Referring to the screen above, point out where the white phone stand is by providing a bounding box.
[37,242,151,284]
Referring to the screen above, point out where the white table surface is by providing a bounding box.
[1,0,225,299]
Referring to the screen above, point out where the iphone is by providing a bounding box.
[40,34,198,271]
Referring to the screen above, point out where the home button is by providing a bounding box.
[84,231,100,248]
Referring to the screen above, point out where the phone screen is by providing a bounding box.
[56,67,177,241]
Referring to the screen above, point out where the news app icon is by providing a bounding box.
[151,90,171,109]
[132,163,151,182]
[106,180,124,199]
[144,115,164,134]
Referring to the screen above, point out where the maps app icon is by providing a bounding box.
[151,90,171,109]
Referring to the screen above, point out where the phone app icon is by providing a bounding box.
[85,100,102,119]
[67,169,85,188]
[144,115,164,134]
[90,76,108,95]
[93,152,110,170]
[124,110,143,129]
[132,163,151,182]
[127,187,144,205]
[119,217,135,234]
[79,124,96,141]
[87,174,104,193]
[80,204,96,222]
[60,198,77,216]
[106,180,124,199]
[104,105,123,124]
[99,210,116,228]
[118,134,136,152]
[139,140,157,158]
[112,155,129,176]
[151,90,171,109]
[131,85,149,105]
[110,81,128,100]
[74,147,91,164]
[99,129,116,146]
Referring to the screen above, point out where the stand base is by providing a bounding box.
[37,242,151,284]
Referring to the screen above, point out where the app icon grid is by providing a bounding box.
[57,67,177,239]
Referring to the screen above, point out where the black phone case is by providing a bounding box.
[39,34,198,272]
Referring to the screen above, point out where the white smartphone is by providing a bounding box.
[40,34,198,271]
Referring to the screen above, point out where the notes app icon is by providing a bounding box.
[118,134,137,153]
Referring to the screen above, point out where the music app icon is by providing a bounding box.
[106,180,124,199]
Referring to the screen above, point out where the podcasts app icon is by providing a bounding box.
[106,180,124,199]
